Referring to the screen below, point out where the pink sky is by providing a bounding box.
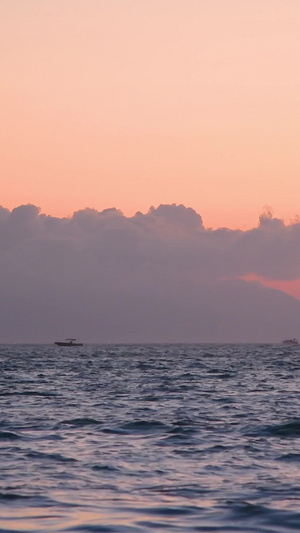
[1,0,300,230]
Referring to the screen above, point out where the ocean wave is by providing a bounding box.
[246,420,300,438]
[0,431,21,440]
[56,418,102,428]
[26,451,78,462]
[92,464,119,472]
[119,420,168,434]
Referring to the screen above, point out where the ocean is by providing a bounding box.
[1,343,300,532]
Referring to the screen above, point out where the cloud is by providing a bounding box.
[0,203,300,343]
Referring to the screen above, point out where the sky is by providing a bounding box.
[1,1,300,340]
[1,0,300,230]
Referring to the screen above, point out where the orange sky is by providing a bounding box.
[1,0,300,230]
[243,275,300,302]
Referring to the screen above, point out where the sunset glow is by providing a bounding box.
[1,0,300,229]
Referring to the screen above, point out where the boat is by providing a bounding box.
[54,338,83,347]
[282,338,299,345]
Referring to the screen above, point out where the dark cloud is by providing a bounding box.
[0,203,300,343]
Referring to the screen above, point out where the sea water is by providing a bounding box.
[1,343,300,532]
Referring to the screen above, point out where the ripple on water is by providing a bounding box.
[2,343,300,533]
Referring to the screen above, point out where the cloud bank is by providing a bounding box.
[1,203,300,343]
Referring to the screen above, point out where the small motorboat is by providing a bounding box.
[282,338,299,345]
[54,338,83,347]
